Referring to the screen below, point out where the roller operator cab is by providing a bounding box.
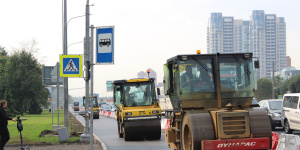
[83,96,100,119]
[112,78,162,141]
[164,52,272,150]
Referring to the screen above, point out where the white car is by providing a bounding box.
[111,105,116,112]
[281,93,300,134]
[102,104,112,111]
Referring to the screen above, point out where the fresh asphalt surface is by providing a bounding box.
[73,110,297,150]
[73,111,170,150]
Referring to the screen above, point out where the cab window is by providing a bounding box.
[283,96,293,108]
[114,85,122,107]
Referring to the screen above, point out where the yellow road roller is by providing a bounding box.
[163,51,272,150]
[112,78,162,141]
[83,95,99,119]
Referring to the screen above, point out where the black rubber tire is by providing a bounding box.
[118,119,123,138]
[149,126,161,140]
[271,123,276,131]
[270,118,276,131]
[248,108,272,149]
[181,113,193,150]
[123,124,131,141]
[181,111,214,150]
[93,115,99,119]
[285,120,293,134]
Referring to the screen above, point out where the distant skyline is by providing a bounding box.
[1,0,299,97]
[207,10,287,79]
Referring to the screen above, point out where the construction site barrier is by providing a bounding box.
[164,119,170,130]
[161,118,167,129]
[276,133,300,150]
[272,132,279,150]
[99,110,116,119]
[100,110,168,130]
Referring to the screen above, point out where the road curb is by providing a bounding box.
[93,133,107,150]
[71,111,107,150]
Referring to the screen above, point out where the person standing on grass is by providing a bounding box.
[0,100,16,150]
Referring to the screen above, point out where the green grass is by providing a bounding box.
[7,109,80,144]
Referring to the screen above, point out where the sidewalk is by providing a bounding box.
[5,142,102,150]
[5,110,103,150]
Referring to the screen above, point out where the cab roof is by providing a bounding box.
[167,53,253,63]
[112,78,155,85]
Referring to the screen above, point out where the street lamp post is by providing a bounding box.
[89,24,95,149]
[64,9,85,131]
[80,0,91,144]
[63,0,68,130]
[68,41,84,49]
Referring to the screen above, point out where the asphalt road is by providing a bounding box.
[73,112,170,150]
[274,127,300,137]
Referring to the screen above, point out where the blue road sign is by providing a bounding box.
[60,55,83,77]
[96,26,114,64]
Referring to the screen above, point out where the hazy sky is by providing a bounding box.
[1,0,300,97]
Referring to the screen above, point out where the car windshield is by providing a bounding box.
[178,55,254,99]
[123,82,155,107]
[83,97,98,107]
[103,105,111,110]
[219,56,254,98]
[179,58,215,96]
[269,101,282,110]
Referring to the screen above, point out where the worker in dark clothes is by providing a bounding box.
[0,100,16,150]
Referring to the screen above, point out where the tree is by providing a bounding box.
[0,46,7,56]
[289,75,300,93]
[275,74,300,97]
[273,75,284,99]
[2,42,47,116]
[256,78,272,101]
[0,46,8,99]
[28,99,43,114]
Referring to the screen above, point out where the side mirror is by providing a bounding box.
[254,60,260,68]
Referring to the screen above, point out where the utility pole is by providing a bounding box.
[272,62,275,99]
[80,0,91,143]
[89,24,94,150]
[63,0,69,130]
[56,62,60,125]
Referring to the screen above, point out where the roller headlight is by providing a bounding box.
[125,112,132,115]
[152,110,160,114]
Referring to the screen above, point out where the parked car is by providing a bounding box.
[110,105,116,112]
[258,99,283,130]
[281,93,300,134]
[101,104,112,111]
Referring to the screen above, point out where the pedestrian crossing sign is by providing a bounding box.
[60,55,83,77]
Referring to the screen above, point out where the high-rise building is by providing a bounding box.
[207,13,223,54]
[207,10,287,79]
[207,14,251,54]
[287,56,291,67]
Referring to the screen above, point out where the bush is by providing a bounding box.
[27,100,42,114]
